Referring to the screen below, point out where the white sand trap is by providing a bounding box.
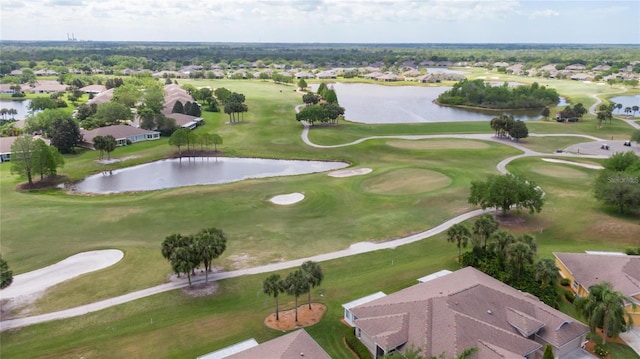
[542,158,603,170]
[270,193,305,205]
[0,249,124,300]
[328,168,372,178]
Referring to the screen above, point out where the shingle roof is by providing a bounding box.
[80,125,157,143]
[224,329,330,359]
[351,267,588,358]
[555,252,640,297]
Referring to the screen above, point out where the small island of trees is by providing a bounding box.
[437,79,559,109]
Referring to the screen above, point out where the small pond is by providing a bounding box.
[329,83,557,124]
[0,99,32,120]
[609,95,640,109]
[69,157,349,194]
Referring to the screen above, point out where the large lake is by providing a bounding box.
[0,99,31,120]
[328,83,560,124]
[70,157,349,194]
[610,95,640,109]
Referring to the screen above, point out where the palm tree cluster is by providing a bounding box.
[161,227,227,286]
[92,135,117,160]
[0,108,18,121]
[447,214,560,307]
[262,261,324,322]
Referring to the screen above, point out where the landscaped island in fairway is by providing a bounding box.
[437,79,560,110]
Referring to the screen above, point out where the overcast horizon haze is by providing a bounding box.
[1,0,639,44]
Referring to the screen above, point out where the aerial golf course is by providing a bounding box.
[1,72,639,358]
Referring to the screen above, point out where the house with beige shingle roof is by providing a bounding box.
[347,267,589,359]
[554,252,640,326]
[79,125,159,149]
[197,329,330,359]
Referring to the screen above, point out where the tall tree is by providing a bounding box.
[33,139,63,180]
[506,241,534,281]
[263,274,283,321]
[10,136,38,185]
[297,78,308,90]
[112,84,141,108]
[195,227,227,283]
[301,261,324,309]
[49,117,82,154]
[534,258,559,288]
[508,120,528,141]
[0,255,12,289]
[575,282,635,345]
[446,223,471,267]
[172,100,185,114]
[169,128,190,154]
[468,173,544,215]
[283,269,308,322]
[103,135,117,160]
[472,214,498,249]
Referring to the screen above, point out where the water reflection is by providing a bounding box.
[71,157,349,194]
[331,83,554,124]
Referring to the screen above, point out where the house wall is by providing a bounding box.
[344,309,356,327]
[356,327,379,359]
[625,303,640,327]
[554,257,588,297]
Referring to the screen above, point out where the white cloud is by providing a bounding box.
[529,9,559,19]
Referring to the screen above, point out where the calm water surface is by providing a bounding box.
[609,95,640,109]
[71,157,349,194]
[331,83,555,124]
[0,99,31,120]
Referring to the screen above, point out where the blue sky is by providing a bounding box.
[1,0,638,43]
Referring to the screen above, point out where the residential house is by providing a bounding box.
[80,125,160,149]
[554,252,640,326]
[21,81,66,94]
[86,88,114,105]
[165,113,203,130]
[0,136,50,162]
[347,267,589,359]
[295,71,315,79]
[197,329,330,359]
[80,84,107,95]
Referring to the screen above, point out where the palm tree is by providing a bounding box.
[506,241,534,281]
[575,282,635,345]
[489,230,515,266]
[446,223,471,267]
[624,107,633,117]
[161,233,187,262]
[632,105,639,117]
[301,261,324,309]
[283,269,308,322]
[472,214,498,249]
[195,227,226,283]
[534,258,559,288]
[263,274,283,321]
[615,103,623,114]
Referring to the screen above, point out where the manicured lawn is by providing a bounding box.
[1,78,639,358]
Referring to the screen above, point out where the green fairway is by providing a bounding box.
[1,78,639,358]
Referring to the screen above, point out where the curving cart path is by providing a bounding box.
[0,114,620,331]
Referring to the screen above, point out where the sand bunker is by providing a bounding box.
[270,193,305,205]
[328,168,372,178]
[541,158,603,170]
[1,249,124,301]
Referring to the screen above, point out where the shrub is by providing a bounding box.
[594,343,610,358]
[560,278,570,286]
[345,329,372,359]
[564,289,575,303]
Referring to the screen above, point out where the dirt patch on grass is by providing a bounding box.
[264,303,326,331]
[588,219,640,244]
[181,281,219,297]
[15,175,67,191]
[386,139,490,150]
[361,168,451,195]
[530,165,589,179]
